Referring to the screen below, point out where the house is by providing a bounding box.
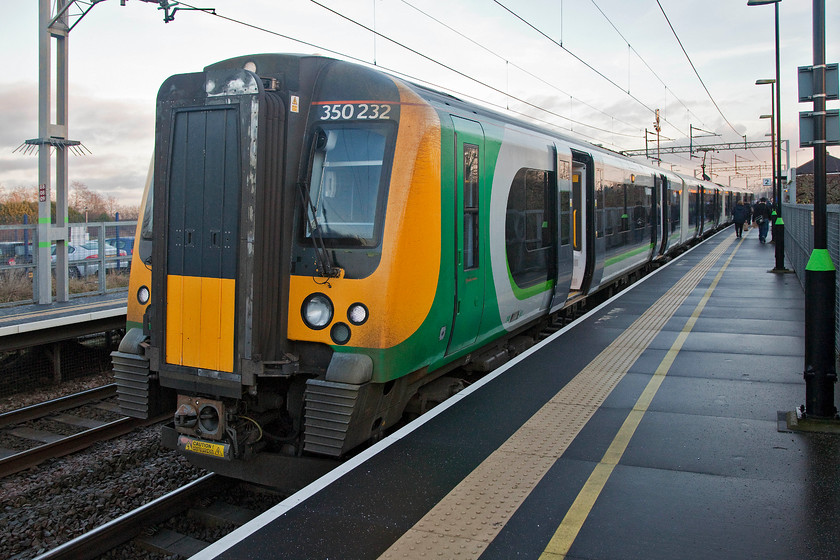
[789,153,840,204]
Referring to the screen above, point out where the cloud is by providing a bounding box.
[0,81,152,206]
[0,84,38,147]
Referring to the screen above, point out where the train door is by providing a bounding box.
[447,116,485,355]
[570,150,595,294]
[550,145,573,310]
[164,106,241,373]
[649,175,659,255]
[657,174,669,255]
[689,185,700,237]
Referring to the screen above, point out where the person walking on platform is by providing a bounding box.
[753,197,772,243]
[732,199,748,238]
[744,200,752,232]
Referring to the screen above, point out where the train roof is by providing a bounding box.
[201,53,747,196]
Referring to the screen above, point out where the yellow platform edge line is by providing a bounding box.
[379,234,738,560]
[540,236,742,559]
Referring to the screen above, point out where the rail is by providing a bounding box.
[0,385,166,477]
[34,474,223,560]
[0,384,116,427]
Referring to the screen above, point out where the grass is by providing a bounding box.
[0,267,130,304]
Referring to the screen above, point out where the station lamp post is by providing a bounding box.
[748,0,783,211]
[759,116,775,204]
[800,0,836,421]
[756,80,776,199]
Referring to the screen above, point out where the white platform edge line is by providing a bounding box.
[0,306,127,337]
[190,230,728,560]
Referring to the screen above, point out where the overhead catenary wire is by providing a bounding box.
[399,0,642,134]
[493,0,690,140]
[654,0,743,142]
[171,1,747,172]
[306,0,640,139]
[588,0,706,128]
[170,1,630,148]
[586,0,757,170]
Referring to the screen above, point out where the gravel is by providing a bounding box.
[0,371,113,415]
[0,373,206,560]
[0,425,205,559]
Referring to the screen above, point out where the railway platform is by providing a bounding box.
[0,291,126,352]
[196,225,840,560]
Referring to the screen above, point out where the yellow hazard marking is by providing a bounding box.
[541,235,742,559]
[166,274,236,372]
[183,438,226,458]
[379,233,739,560]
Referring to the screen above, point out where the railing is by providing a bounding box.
[783,203,840,356]
[0,221,137,306]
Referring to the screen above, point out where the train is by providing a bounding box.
[111,53,751,486]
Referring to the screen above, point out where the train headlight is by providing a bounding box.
[137,285,150,305]
[302,293,333,330]
[347,303,368,325]
[330,322,351,345]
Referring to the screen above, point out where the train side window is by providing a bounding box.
[506,167,553,289]
[141,183,154,241]
[572,171,582,251]
[671,190,681,232]
[559,190,571,246]
[463,144,479,270]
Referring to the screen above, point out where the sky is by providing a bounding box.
[0,0,837,208]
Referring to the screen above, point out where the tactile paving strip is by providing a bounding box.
[379,236,735,559]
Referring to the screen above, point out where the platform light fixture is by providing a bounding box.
[756,80,777,199]
[748,0,783,210]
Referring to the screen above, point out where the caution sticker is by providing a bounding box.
[177,435,230,460]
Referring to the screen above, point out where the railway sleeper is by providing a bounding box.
[134,500,259,557]
[135,528,208,558]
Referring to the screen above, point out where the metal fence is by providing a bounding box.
[783,203,840,357]
[0,221,137,306]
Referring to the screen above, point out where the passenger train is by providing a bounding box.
[111,54,750,485]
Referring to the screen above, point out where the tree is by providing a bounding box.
[0,199,38,225]
[0,182,139,224]
[69,181,109,222]
[0,185,39,225]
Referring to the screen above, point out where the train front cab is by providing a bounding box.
[145,55,460,481]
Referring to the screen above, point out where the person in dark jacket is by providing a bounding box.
[753,197,772,243]
[732,200,748,238]
[744,200,752,230]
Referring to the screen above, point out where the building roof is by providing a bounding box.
[797,153,840,174]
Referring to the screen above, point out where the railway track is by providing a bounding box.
[34,474,281,560]
[0,384,163,477]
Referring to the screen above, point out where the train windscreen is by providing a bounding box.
[305,124,393,247]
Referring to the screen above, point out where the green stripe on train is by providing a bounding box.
[605,243,654,267]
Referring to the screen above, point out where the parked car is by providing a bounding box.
[0,242,34,265]
[52,242,126,277]
[105,237,134,255]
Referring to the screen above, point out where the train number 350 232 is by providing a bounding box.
[320,103,392,121]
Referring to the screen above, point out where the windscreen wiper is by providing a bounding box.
[297,181,339,279]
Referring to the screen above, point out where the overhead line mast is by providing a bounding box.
[24,0,212,304]
[621,139,774,158]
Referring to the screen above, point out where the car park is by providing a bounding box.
[52,241,127,277]
[0,242,33,266]
[105,237,135,255]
